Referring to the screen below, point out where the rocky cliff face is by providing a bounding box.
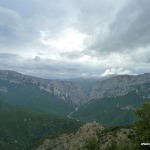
[89,73,150,100]
[0,69,150,106]
[0,70,87,106]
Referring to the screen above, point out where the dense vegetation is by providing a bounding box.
[72,91,149,126]
[35,101,150,150]
[0,109,82,150]
[134,101,150,150]
[0,78,149,149]
[83,101,150,150]
[0,80,82,149]
[0,79,74,116]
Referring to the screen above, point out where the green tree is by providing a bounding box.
[106,140,117,150]
[84,138,101,150]
[134,101,150,150]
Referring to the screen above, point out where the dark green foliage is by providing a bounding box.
[106,140,117,150]
[84,138,101,150]
[106,140,133,150]
[133,101,150,150]
[72,91,149,126]
[0,110,82,150]
[117,141,134,150]
[97,126,122,138]
[0,79,74,116]
[0,79,82,149]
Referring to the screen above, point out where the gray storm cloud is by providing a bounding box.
[89,0,150,53]
[0,0,149,78]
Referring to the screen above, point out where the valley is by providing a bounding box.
[1,0,150,149]
[0,69,150,149]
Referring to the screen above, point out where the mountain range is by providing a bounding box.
[0,69,150,149]
[0,69,150,107]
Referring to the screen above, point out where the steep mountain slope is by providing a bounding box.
[0,69,150,126]
[89,73,150,100]
[71,90,150,126]
[0,79,83,150]
[0,109,82,150]
[0,69,150,106]
[69,74,150,126]
[0,69,150,149]
[68,78,102,96]
[0,69,87,106]
[0,79,74,116]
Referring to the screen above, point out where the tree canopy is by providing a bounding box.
[134,101,150,150]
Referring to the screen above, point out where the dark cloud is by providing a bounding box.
[0,54,95,79]
[89,0,150,53]
[0,53,24,72]
[34,56,42,62]
[71,0,122,34]
[0,0,149,78]
[60,52,84,59]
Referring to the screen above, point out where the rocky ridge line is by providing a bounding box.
[0,70,87,106]
[0,69,150,106]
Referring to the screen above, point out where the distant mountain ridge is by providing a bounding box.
[89,73,150,100]
[0,69,150,106]
[0,69,87,106]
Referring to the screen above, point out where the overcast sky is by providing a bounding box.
[0,0,149,79]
